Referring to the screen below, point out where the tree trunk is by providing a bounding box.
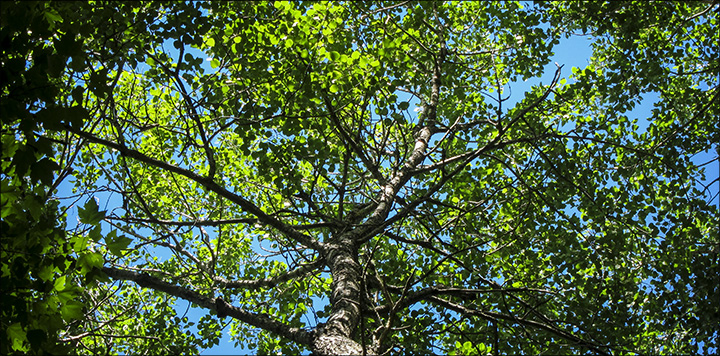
[312,236,368,355]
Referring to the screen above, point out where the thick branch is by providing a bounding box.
[357,125,433,242]
[214,297,313,347]
[102,266,313,347]
[357,41,453,240]
[102,266,215,309]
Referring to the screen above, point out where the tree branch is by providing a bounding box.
[427,296,610,355]
[107,216,256,227]
[102,266,314,347]
[66,125,324,252]
[146,50,217,179]
[322,92,387,186]
[102,266,215,309]
[370,285,557,316]
[411,137,541,174]
[214,258,325,289]
[362,65,565,240]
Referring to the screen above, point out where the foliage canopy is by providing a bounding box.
[1,1,718,354]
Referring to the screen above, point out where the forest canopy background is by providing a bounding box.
[1,1,718,355]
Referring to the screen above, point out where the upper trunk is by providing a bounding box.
[312,236,370,355]
[312,332,364,356]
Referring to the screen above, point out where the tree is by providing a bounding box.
[2,1,718,354]
[1,2,109,353]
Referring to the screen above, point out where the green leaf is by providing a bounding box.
[72,233,91,252]
[6,323,28,352]
[64,106,89,128]
[29,158,60,186]
[54,275,68,291]
[78,198,105,225]
[43,9,63,26]
[60,300,85,321]
[77,252,104,274]
[88,225,102,242]
[106,231,132,257]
